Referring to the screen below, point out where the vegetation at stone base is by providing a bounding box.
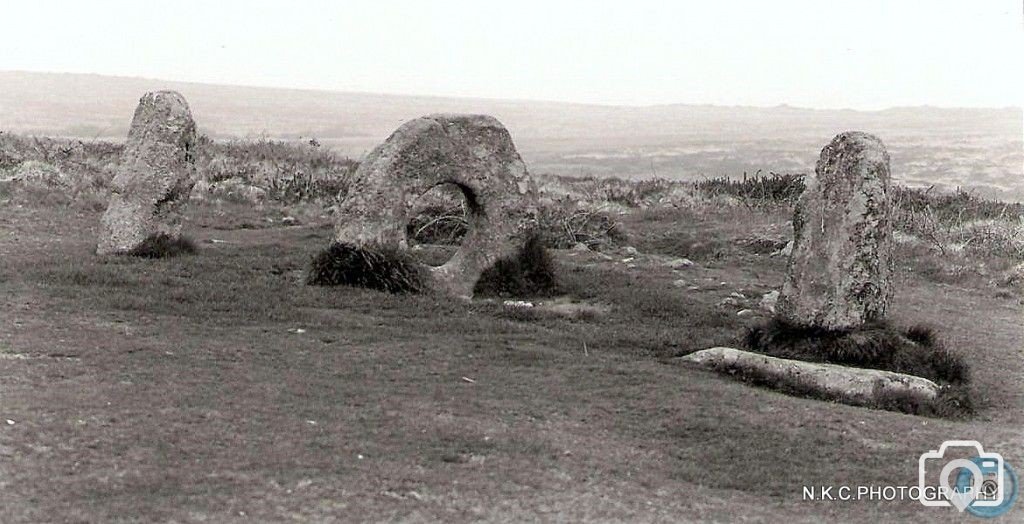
[742,318,973,418]
[126,233,198,259]
[305,242,425,293]
[473,235,560,298]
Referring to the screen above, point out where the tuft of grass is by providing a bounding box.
[743,318,970,386]
[128,234,197,259]
[474,235,560,298]
[305,243,425,293]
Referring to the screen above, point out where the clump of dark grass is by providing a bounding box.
[743,318,969,385]
[305,243,425,293]
[474,235,559,298]
[127,234,197,258]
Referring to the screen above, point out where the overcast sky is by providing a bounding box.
[1,0,1021,110]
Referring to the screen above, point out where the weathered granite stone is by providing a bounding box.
[97,91,196,255]
[334,114,539,297]
[679,346,939,403]
[777,132,893,330]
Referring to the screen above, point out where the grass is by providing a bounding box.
[127,233,198,258]
[306,243,426,293]
[742,318,973,418]
[743,318,969,385]
[474,236,560,298]
[3,139,1024,521]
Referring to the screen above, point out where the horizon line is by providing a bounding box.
[3,69,1021,114]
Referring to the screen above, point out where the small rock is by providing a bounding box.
[772,240,794,257]
[672,279,688,288]
[281,216,297,224]
[729,292,746,299]
[668,258,695,270]
[621,257,634,263]
[624,246,638,256]
[503,300,534,308]
[737,309,756,317]
[571,242,590,252]
[719,297,740,307]
[760,290,780,313]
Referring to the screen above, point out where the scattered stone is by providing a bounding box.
[97,91,197,255]
[736,309,756,317]
[621,257,635,263]
[672,279,688,288]
[772,240,794,257]
[760,290,780,313]
[571,242,590,252]
[729,292,745,299]
[503,300,535,308]
[778,132,894,330]
[667,257,694,269]
[678,347,939,404]
[719,297,740,307]
[334,114,539,297]
[624,246,638,256]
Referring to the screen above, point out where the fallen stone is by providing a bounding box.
[678,347,938,404]
[97,91,197,255]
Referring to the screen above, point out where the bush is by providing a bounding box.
[693,172,805,207]
[127,234,197,258]
[407,204,468,245]
[474,235,560,298]
[535,198,626,250]
[743,318,970,386]
[306,243,425,293]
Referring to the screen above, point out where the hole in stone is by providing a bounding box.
[406,183,471,267]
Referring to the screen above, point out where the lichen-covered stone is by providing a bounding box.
[334,114,539,297]
[97,91,196,255]
[679,346,938,403]
[777,132,893,329]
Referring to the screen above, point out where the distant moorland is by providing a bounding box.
[1,71,1021,200]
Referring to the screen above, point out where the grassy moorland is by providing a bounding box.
[1,135,1023,522]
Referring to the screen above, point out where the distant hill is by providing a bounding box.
[1,71,1021,199]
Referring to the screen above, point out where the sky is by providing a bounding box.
[1,0,1021,110]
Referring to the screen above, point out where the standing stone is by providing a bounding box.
[334,114,539,297]
[777,132,893,330]
[97,91,196,255]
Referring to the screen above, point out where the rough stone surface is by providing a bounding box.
[334,114,539,297]
[97,91,197,255]
[680,346,939,403]
[777,132,893,330]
